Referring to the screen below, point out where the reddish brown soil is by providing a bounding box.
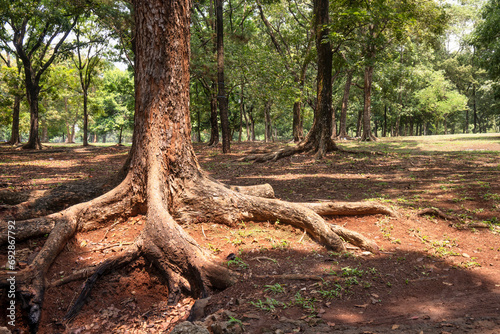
[1,139,499,334]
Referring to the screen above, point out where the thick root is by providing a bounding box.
[141,184,237,299]
[228,183,275,198]
[302,201,397,218]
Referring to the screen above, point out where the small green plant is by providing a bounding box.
[207,243,221,253]
[264,283,285,294]
[250,298,284,312]
[341,266,364,277]
[344,277,359,286]
[293,292,316,313]
[227,257,249,269]
[228,316,244,329]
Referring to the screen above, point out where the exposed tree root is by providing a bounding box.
[238,140,383,163]
[417,207,455,221]
[0,167,128,221]
[302,201,397,218]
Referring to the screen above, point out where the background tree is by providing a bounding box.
[0,52,24,144]
[73,15,107,146]
[0,0,86,149]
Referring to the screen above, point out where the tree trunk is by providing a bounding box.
[264,101,272,143]
[238,84,244,142]
[356,108,363,137]
[293,101,303,142]
[83,88,89,146]
[337,70,353,139]
[473,83,477,134]
[24,86,42,149]
[118,126,123,145]
[248,105,255,141]
[361,65,376,141]
[8,94,21,145]
[216,0,230,153]
[383,105,387,137]
[208,83,219,146]
[243,103,250,141]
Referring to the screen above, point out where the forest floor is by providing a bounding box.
[1,133,500,334]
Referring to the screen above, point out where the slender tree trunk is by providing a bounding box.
[83,89,89,146]
[292,101,303,142]
[243,103,250,141]
[197,100,202,142]
[119,126,123,144]
[216,0,230,153]
[356,108,363,137]
[361,65,376,141]
[383,105,387,137]
[264,101,272,143]
[248,106,255,141]
[24,86,42,149]
[464,107,469,133]
[238,84,244,142]
[208,84,219,146]
[473,83,477,133]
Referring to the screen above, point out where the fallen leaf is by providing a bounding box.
[392,324,400,330]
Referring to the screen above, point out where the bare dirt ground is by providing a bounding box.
[1,135,499,334]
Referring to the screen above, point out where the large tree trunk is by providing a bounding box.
[216,0,230,153]
[23,85,42,149]
[0,1,392,330]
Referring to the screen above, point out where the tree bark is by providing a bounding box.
[208,83,219,146]
[216,0,230,153]
[24,85,42,149]
[361,65,376,141]
[8,94,21,145]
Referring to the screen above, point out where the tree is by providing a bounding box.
[243,0,339,161]
[255,0,314,142]
[73,16,107,146]
[0,1,393,330]
[0,52,24,145]
[0,0,85,149]
[473,0,500,82]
